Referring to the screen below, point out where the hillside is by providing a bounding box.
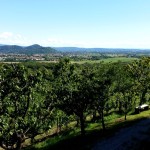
[0,44,57,54]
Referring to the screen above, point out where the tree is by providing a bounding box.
[92,63,113,130]
[0,64,54,150]
[113,62,135,120]
[127,57,150,105]
[54,59,95,136]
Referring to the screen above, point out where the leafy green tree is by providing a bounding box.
[127,57,150,105]
[0,64,54,150]
[113,62,135,120]
[55,59,95,136]
[92,63,113,130]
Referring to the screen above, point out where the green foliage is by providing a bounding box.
[0,63,54,149]
[0,57,150,149]
[127,57,150,104]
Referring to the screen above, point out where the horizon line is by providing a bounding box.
[0,43,150,50]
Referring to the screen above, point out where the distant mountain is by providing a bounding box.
[0,44,150,54]
[54,47,86,52]
[0,44,57,54]
[54,47,150,54]
[24,44,57,54]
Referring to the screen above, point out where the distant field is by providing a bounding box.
[71,57,138,64]
[0,57,138,64]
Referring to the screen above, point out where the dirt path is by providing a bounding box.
[92,118,150,150]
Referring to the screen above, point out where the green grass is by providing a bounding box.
[1,57,138,64]
[24,109,150,150]
[71,57,138,64]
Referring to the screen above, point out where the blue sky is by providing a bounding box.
[0,0,150,48]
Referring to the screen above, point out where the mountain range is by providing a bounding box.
[0,44,150,54]
[0,44,56,54]
[54,47,150,54]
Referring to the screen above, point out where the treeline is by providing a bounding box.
[0,57,150,150]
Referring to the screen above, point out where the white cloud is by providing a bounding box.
[0,32,31,45]
[0,32,13,39]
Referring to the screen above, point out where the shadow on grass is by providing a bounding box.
[24,127,106,150]
[24,114,150,150]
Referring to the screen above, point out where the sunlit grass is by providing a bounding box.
[71,57,138,64]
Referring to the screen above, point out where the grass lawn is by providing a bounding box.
[24,109,150,150]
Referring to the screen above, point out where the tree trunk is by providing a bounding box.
[119,101,123,113]
[76,117,80,127]
[98,109,105,131]
[101,110,106,131]
[15,141,22,150]
[15,132,25,150]
[79,113,85,136]
[59,118,62,133]
[56,117,59,133]
[92,110,97,122]
[124,95,127,121]
[124,113,127,120]
[140,88,147,105]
